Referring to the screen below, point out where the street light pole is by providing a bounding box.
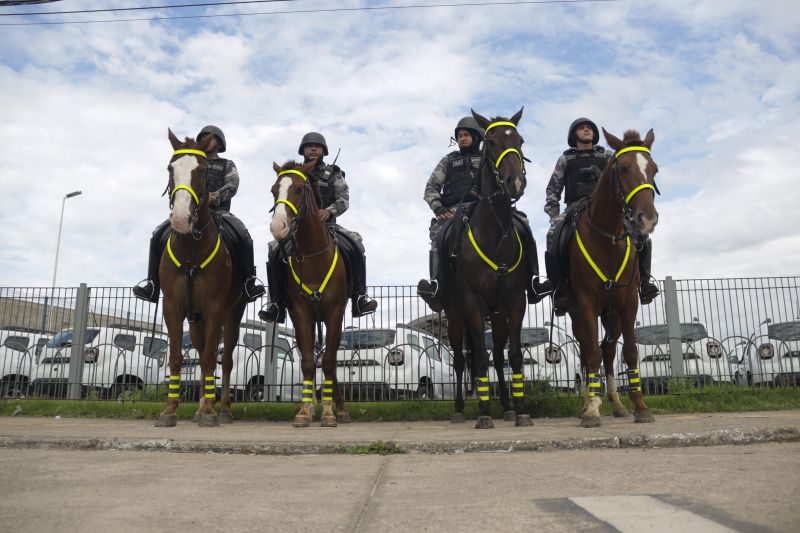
[51,190,82,288]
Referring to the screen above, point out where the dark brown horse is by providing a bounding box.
[269,160,350,427]
[445,109,533,429]
[567,128,659,427]
[155,130,247,427]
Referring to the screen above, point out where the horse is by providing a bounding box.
[566,128,659,428]
[444,108,534,429]
[155,129,247,427]
[269,160,350,427]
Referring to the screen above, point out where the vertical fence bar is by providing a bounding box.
[663,276,684,377]
[67,283,90,400]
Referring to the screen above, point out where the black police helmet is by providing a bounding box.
[568,117,599,148]
[298,132,329,156]
[197,125,226,153]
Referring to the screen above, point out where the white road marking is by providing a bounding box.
[569,495,736,532]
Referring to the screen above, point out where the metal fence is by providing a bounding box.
[1,276,798,402]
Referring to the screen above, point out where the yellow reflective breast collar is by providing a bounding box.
[166,234,221,269]
[467,224,523,273]
[289,246,339,296]
[575,230,630,284]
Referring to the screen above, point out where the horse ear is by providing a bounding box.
[168,128,181,150]
[510,106,524,126]
[199,133,216,153]
[471,108,489,129]
[273,162,281,174]
[643,128,655,148]
[300,160,316,175]
[603,127,624,150]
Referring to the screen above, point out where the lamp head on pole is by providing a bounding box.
[66,190,82,198]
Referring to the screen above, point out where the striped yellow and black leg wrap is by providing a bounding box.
[204,375,215,399]
[167,375,180,399]
[587,373,602,397]
[512,373,524,399]
[322,379,334,402]
[627,368,642,393]
[476,376,490,402]
[302,380,315,403]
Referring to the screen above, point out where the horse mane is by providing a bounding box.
[622,130,643,146]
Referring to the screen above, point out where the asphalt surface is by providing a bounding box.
[1,410,798,532]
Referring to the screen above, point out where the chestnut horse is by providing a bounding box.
[568,128,659,427]
[269,160,350,427]
[445,109,533,429]
[155,130,247,427]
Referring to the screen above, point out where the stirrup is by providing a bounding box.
[640,282,660,305]
[258,302,285,323]
[243,277,266,302]
[416,279,438,297]
[529,276,553,304]
[132,280,159,303]
[352,295,378,318]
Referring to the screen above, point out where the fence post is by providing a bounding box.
[264,322,278,401]
[663,276,684,377]
[67,283,90,400]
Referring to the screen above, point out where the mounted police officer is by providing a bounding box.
[544,117,660,314]
[417,117,551,312]
[259,132,378,323]
[132,125,265,303]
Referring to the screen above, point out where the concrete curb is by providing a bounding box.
[2,426,798,456]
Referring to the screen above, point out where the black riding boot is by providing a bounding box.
[259,246,288,323]
[240,241,266,303]
[521,224,553,304]
[638,239,660,305]
[220,214,266,303]
[132,220,170,303]
[417,251,444,313]
[347,249,378,318]
[545,250,569,316]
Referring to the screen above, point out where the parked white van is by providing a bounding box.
[31,324,167,399]
[0,327,51,398]
[738,320,800,387]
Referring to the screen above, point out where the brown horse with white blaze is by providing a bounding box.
[155,130,247,428]
[269,160,350,427]
[567,128,660,428]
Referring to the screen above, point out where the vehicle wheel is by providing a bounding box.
[0,380,28,399]
[246,384,266,402]
[111,383,142,401]
[415,378,435,399]
[773,375,787,388]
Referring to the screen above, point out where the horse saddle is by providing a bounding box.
[436,203,477,271]
[549,197,590,286]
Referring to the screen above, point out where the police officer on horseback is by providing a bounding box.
[544,117,660,314]
[132,125,266,303]
[259,132,378,323]
[417,116,552,312]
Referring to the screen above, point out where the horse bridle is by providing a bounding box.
[167,148,210,240]
[269,169,314,245]
[478,120,527,201]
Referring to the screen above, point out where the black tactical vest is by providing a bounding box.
[313,163,339,210]
[441,152,480,207]
[206,158,230,212]
[563,147,608,205]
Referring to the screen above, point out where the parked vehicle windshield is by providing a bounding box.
[47,329,100,348]
[635,323,708,345]
[340,329,395,349]
[521,328,549,348]
[768,321,800,342]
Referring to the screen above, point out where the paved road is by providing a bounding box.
[1,410,799,532]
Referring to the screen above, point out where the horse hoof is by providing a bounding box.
[320,417,338,428]
[293,416,311,428]
[515,414,534,427]
[198,414,219,427]
[192,413,201,423]
[503,410,516,422]
[451,413,466,424]
[635,409,655,423]
[613,407,630,418]
[336,412,352,424]
[580,415,602,428]
[219,412,234,424]
[475,416,495,429]
[154,414,177,427]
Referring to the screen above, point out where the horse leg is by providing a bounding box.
[601,313,629,418]
[489,314,514,421]
[292,314,316,428]
[197,317,224,427]
[466,308,493,429]
[507,294,533,427]
[572,303,603,428]
[620,307,654,423]
[448,311,466,423]
[218,303,245,424]
[156,300,185,427]
[189,324,207,423]
[320,313,345,427]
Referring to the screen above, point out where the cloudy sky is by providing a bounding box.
[1,0,799,290]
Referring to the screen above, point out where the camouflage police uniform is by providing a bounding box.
[132,125,265,303]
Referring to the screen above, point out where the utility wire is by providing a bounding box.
[0,0,63,6]
[0,0,297,16]
[0,0,620,26]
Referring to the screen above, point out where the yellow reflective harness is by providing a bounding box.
[166,234,221,270]
[273,169,308,215]
[614,146,655,205]
[484,121,523,170]
[289,246,339,298]
[467,224,523,274]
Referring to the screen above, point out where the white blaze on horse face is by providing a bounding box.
[270,176,293,240]
[634,152,659,235]
[169,155,200,234]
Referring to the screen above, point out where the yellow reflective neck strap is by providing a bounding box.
[166,234,221,269]
[278,169,308,181]
[170,184,200,205]
[274,199,298,214]
[173,149,207,158]
[495,148,522,169]
[467,225,523,273]
[625,183,656,204]
[484,121,516,135]
[614,146,649,159]
[575,230,630,283]
[288,246,339,296]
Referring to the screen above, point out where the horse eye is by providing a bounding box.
[295,187,303,194]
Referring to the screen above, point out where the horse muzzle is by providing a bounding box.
[270,216,291,241]
[169,211,193,234]
[632,208,659,237]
